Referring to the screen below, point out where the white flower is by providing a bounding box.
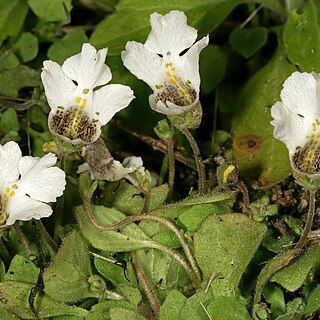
[121,10,209,116]
[77,139,145,183]
[271,71,320,178]
[41,43,135,145]
[0,141,66,226]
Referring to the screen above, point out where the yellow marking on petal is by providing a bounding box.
[83,89,89,94]
[170,79,176,85]
[5,187,9,193]
[171,67,176,71]
[166,71,171,77]
[155,84,163,89]
[165,63,172,67]
[81,99,87,108]
[179,89,186,95]
[317,132,320,138]
[76,97,81,104]
[317,119,320,125]
[173,75,178,80]
[311,134,315,138]
[9,191,15,197]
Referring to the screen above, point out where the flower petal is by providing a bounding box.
[18,153,66,202]
[149,94,198,116]
[177,36,209,92]
[145,11,197,56]
[0,141,22,184]
[121,41,163,89]
[92,84,135,125]
[280,72,319,119]
[41,61,76,110]
[271,101,309,154]
[6,192,52,225]
[62,43,112,89]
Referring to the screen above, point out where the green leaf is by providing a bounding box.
[13,32,39,62]
[0,65,40,97]
[284,0,320,72]
[0,281,88,319]
[91,0,281,56]
[48,30,89,64]
[160,289,186,320]
[137,249,187,300]
[178,201,231,232]
[152,191,232,219]
[200,45,227,94]
[179,291,214,320]
[262,283,286,318]
[229,27,268,58]
[0,0,29,46]
[86,301,139,320]
[232,42,296,188]
[194,214,267,295]
[304,283,320,314]
[53,316,85,320]
[206,296,251,320]
[43,230,94,302]
[4,255,39,284]
[272,245,320,292]
[0,50,20,70]
[76,205,162,252]
[254,250,299,305]
[28,0,72,22]
[0,108,19,133]
[94,257,129,286]
[104,181,169,215]
[109,308,145,320]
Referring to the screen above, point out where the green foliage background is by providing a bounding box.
[0,0,320,319]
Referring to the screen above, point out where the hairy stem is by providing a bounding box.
[132,251,160,318]
[13,223,31,256]
[181,129,206,195]
[0,236,11,264]
[82,193,201,289]
[236,180,251,214]
[35,220,58,252]
[295,189,317,250]
[167,137,175,197]
[54,155,65,242]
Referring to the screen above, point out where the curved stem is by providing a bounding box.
[82,193,201,289]
[140,187,151,214]
[181,129,206,195]
[236,181,251,214]
[35,220,58,252]
[131,251,160,318]
[83,194,201,282]
[167,137,175,197]
[295,189,317,250]
[13,223,31,256]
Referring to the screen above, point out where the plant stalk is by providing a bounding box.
[181,128,206,195]
[13,223,31,256]
[295,189,317,249]
[82,193,201,289]
[35,220,58,252]
[131,251,160,318]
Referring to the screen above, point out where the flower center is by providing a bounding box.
[155,62,196,106]
[0,184,18,226]
[49,96,98,143]
[292,120,320,174]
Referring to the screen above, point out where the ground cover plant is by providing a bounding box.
[0,0,320,319]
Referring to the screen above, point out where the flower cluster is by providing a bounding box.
[1,10,207,226]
